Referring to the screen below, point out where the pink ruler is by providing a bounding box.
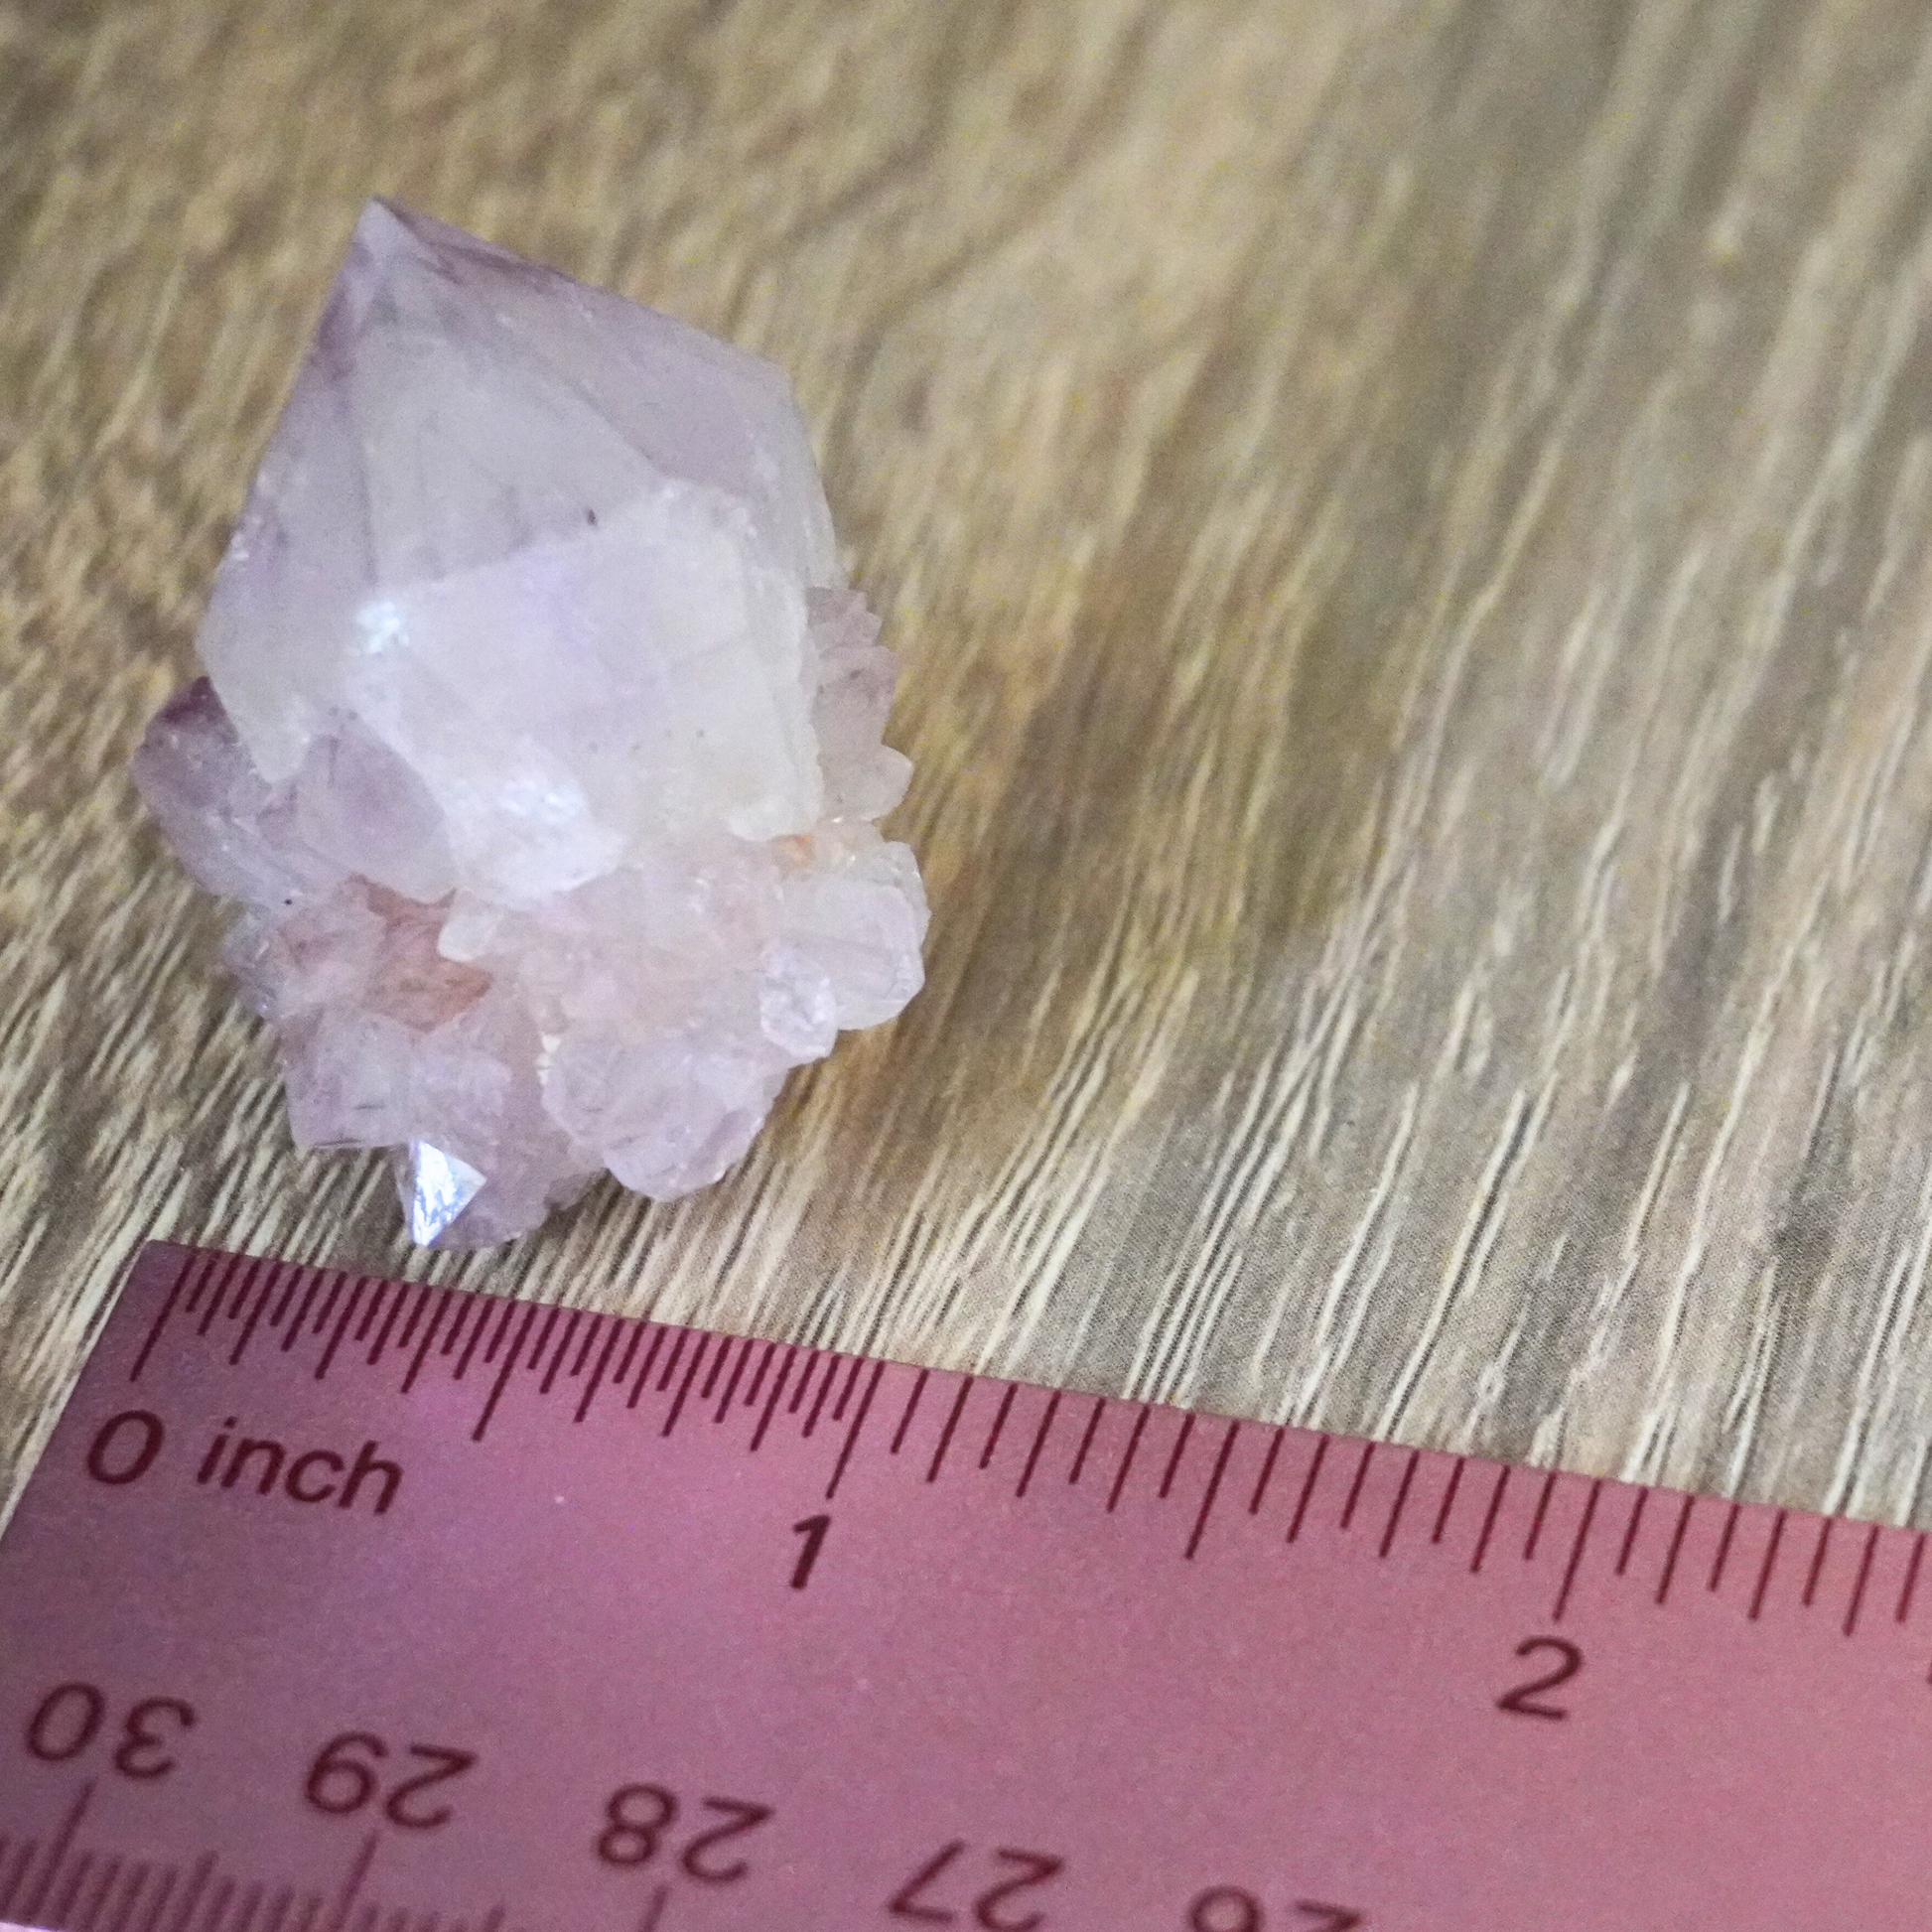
[4,1243,1932,1931]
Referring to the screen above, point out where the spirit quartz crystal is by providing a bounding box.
[133,201,926,1246]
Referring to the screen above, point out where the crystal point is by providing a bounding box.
[134,203,926,1246]
[403,1142,486,1247]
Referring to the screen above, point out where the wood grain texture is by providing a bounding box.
[9,0,1932,1531]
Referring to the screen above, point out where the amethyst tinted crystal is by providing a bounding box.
[133,202,926,1246]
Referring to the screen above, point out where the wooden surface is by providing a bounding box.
[10,0,1932,1532]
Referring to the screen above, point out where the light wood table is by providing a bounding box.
[9,0,1932,1533]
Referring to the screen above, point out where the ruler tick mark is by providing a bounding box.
[610,1323,643,1398]
[388,1282,430,1356]
[1616,1487,1649,1576]
[400,1292,454,1393]
[224,1259,259,1321]
[636,1884,671,1932]
[827,1360,887,1499]
[749,1349,796,1450]
[1432,1456,1466,1543]
[1283,1445,1328,1545]
[139,1862,179,1932]
[1899,1529,1927,1622]
[137,1866,174,1932]
[474,1305,541,1442]
[626,1328,669,1410]
[267,1268,303,1332]
[316,1280,369,1381]
[130,1248,198,1383]
[436,1301,471,1361]
[522,1303,562,1380]
[1069,1396,1107,1484]
[1159,1413,1196,1499]
[699,1332,731,1403]
[488,1299,536,1371]
[1656,1494,1696,1605]
[890,1370,927,1453]
[1845,1523,1880,1636]
[351,1284,387,1346]
[1379,1449,1420,1558]
[1339,1442,1375,1530]
[324,1832,379,1932]
[802,1353,841,1437]
[832,1357,866,1424]
[365,1279,412,1366]
[927,1379,975,1482]
[536,1309,576,1389]
[1249,1426,1286,1515]
[712,1336,755,1422]
[1553,1480,1601,1621]
[742,1340,777,1411]
[570,1315,604,1380]
[980,1383,1020,1467]
[1107,1406,1152,1512]
[195,1253,243,1332]
[1017,1391,1062,1497]
[1187,1420,1241,1559]
[181,1253,213,1318]
[227,1260,262,1321]
[19,1778,90,1924]
[81,1856,123,1932]
[459,1300,510,1382]
[52,1852,94,1928]
[1804,1518,1834,1607]
[654,1329,692,1398]
[1749,1511,1787,1621]
[664,1334,711,1436]
[209,1256,259,1339]
[1523,1471,1558,1560]
[229,1265,281,1365]
[1471,1465,1510,1574]
[577,1320,624,1423]
[1289,1437,1330,1544]
[104,1860,149,1932]
[439,1301,475,1367]
[786,1350,822,1416]
[170,1851,215,1932]
[313,1274,346,1339]
[1709,1501,1742,1592]
[0,1838,36,1921]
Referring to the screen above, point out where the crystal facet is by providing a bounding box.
[133,201,926,1246]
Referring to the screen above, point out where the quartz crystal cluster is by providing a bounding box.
[133,201,926,1246]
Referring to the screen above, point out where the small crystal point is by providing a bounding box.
[401,1141,486,1246]
[134,202,926,1246]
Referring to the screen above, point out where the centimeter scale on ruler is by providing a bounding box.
[4,1245,1932,1931]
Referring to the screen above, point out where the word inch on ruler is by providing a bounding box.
[2,1243,1931,1931]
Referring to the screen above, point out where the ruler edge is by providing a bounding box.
[6,1239,1927,1641]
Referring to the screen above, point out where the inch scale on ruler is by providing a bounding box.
[3,1243,1932,1930]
